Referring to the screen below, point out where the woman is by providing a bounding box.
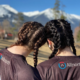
[0,22,47,80]
[37,19,80,80]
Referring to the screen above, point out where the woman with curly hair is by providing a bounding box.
[37,19,80,80]
[0,22,47,80]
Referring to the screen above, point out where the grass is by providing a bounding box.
[0,39,80,66]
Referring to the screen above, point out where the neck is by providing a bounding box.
[7,46,32,58]
[56,47,76,56]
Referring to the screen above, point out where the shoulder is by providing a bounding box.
[11,58,41,80]
[0,49,5,54]
[16,64,41,80]
[37,57,59,69]
[37,57,59,80]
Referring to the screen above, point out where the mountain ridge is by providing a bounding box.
[0,4,80,32]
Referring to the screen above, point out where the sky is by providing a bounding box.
[0,0,80,15]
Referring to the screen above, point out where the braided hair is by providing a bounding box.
[10,22,47,68]
[45,19,76,59]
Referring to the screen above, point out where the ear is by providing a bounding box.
[47,39,52,45]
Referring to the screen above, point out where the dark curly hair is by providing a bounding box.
[10,21,47,68]
[45,19,76,59]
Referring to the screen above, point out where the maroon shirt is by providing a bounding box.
[37,56,80,80]
[0,49,41,80]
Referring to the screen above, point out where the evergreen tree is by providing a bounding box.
[12,12,25,38]
[60,13,66,19]
[53,0,66,20]
[77,30,80,41]
[17,12,24,23]
[14,12,24,31]
[53,0,60,19]
[2,19,11,32]
[60,4,66,20]
[77,25,80,41]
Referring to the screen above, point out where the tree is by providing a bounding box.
[9,27,18,38]
[60,4,66,20]
[14,12,24,31]
[0,23,2,29]
[60,13,66,19]
[77,24,80,41]
[53,0,66,20]
[77,30,80,41]
[2,19,11,32]
[12,12,25,38]
[0,23,4,39]
[53,0,60,19]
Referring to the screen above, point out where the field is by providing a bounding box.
[0,39,80,66]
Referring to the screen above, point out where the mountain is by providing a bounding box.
[0,5,18,24]
[23,9,80,32]
[0,4,80,32]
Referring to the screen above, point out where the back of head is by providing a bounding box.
[11,21,47,67]
[45,19,76,59]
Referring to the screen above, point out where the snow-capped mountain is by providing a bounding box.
[23,9,80,31]
[0,4,80,32]
[1,5,18,14]
[0,5,18,24]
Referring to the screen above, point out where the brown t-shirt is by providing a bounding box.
[0,49,41,80]
[37,56,80,80]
